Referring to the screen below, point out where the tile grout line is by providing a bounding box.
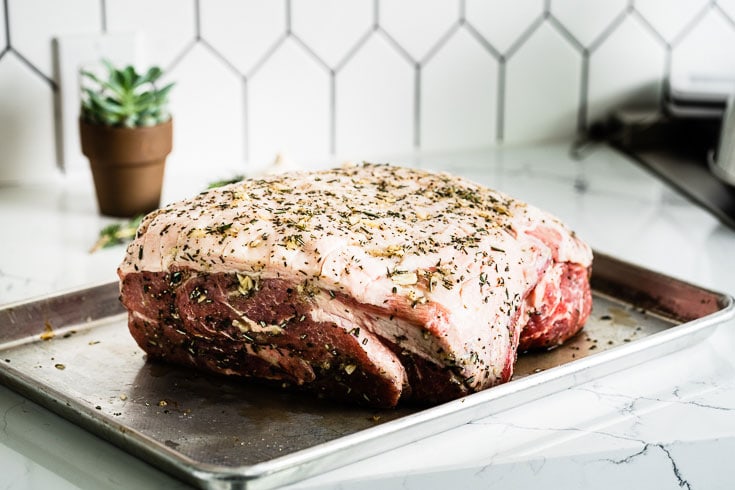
[412,20,461,150]
[329,27,370,158]
[199,39,242,79]
[496,60,505,144]
[166,2,205,74]
[414,65,420,149]
[196,20,251,166]
[275,3,332,156]
[420,21,461,66]
[285,0,291,34]
[378,26,417,65]
[463,21,501,60]
[165,38,197,75]
[588,7,629,54]
[1,0,55,90]
[497,8,533,143]
[329,72,336,156]
[242,79,249,166]
[11,49,57,90]
[246,33,287,80]
[670,2,712,47]
[290,33,330,72]
[621,8,672,115]
[661,47,672,109]
[194,0,201,41]
[629,7,668,47]
[714,2,735,28]
[577,53,589,134]
[505,14,544,60]
[546,13,585,54]
[377,26,419,148]
[100,0,107,34]
[333,28,373,73]
[3,0,9,48]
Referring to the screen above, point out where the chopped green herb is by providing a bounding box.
[90,214,144,253]
[207,175,245,189]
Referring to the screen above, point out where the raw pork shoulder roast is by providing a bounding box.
[118,163,593,408]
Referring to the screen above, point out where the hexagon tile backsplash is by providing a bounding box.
[1,0,734,183]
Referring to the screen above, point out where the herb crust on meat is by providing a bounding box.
[118,163,593,407]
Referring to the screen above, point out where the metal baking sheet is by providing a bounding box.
[0,252,732,489]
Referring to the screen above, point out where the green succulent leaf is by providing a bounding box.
[90,214,145,252]
[156,82,175,98]
[121,65,136,90]
[80,59,174,128]
[80,69,103,86]
[138,66,163,86]
[207,175,245,189]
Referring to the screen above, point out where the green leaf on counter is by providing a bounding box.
[90,215,144,253]
[90,175,245,253]
[207,175,245,189]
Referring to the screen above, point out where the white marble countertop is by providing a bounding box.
[1,143,734,489]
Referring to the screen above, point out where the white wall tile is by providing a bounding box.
[504,22,580,143]
[421,27,498,152]
[551,0,628,47]
[200,0,285,76]
[380,0,459,62]
[336,32,414,159]
[8,0,100,79]
[4,0,735,173]
[291,0,373,68]
[718,0,735,22]
[671,8,735,81]
[465,0,544,54]
[106,0,196,69]
[164,44,245,178]
[588,16,665,125]
[248,38,330,167]
[0,55,56,182]
[635,0,709,42]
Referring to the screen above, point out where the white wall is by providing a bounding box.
[0,0,734,183]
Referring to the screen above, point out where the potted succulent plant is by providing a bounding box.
[79,60,175,217]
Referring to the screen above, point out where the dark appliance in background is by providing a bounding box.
[587,73,735,231]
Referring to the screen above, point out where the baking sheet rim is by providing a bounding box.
[194,293,735,484]
[1,263,734,488]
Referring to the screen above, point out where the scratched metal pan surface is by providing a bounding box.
[0,252,732,489]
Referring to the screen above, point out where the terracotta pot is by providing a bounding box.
[79,118,173,217]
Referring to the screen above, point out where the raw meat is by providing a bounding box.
[118,163,592,407]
